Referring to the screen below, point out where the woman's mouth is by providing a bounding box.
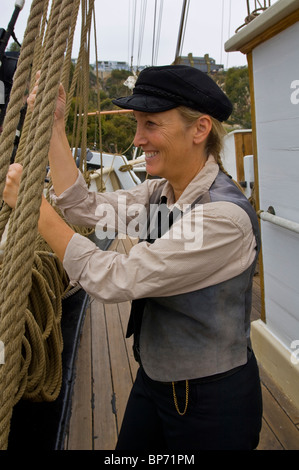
[144,151,159,160]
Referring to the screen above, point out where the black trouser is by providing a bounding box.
[116,353,263,450]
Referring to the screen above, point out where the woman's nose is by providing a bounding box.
[133,124,147,148]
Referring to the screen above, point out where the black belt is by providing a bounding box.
[161,364,244,385]
[145,349,253,386]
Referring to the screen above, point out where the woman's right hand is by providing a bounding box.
[27,71,67,123]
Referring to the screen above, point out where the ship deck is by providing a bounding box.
[64,236,299,450]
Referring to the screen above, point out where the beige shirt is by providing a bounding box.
[51,156,256,303]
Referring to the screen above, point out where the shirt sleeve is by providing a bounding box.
[63,200,257,303]
[50,169,163,229]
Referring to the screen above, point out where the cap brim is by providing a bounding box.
[112,94,177,113]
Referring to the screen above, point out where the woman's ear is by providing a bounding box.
[193,115,212,144]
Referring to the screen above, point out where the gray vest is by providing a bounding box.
[127,171,260,382]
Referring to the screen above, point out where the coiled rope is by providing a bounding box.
[0,0,95,449]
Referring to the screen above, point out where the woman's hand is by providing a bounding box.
[27,71,78,196]
[27,71,66,123]
[3,167,74,262]
[3,163,23,208]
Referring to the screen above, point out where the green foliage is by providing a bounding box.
[104,69,132,98]
[8,42,21,52]
[221,66,251,129]
[100,113,136,155]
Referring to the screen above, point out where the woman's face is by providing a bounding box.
[133,109,201,187]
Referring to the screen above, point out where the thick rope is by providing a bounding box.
[6,249,69,404]
[0,0,78,449]
[0,0,46,240]
[0,0,97,449]
[0,0,45,200]
[0,0,62,299]
[65,0,95,182]
[0,1,52,243]
[65,0,94,122]
[61,0,81,93]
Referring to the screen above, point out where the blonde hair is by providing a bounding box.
[176,106,229,176]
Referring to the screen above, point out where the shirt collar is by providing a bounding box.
[160,155,219,212]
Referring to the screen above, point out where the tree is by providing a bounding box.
[224,67,251,128]
[8,42,20,53]
[100,112,136,156]
[104,69,132,98]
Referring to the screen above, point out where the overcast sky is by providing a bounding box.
[2,0,279,69]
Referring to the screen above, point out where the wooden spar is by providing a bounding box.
[86,109,133,116]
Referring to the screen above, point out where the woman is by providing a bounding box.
[3,65,262,450]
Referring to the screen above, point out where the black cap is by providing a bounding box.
[112,65,232,122]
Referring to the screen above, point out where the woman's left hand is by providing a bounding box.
[2,163,23,208]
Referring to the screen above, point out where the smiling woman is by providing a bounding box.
[3,63,263,451]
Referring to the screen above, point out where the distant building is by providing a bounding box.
[90,61,147,79]
[175,53,223,74]
[96,60,129,72]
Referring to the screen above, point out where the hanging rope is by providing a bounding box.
[92,2,104,191]
[0,0,46,238]
[0,0,98,449]
[0,0,85,449]
[130,0,137,71]
[137,0,147,70]
[0,0,44,197]
[61,0,81,92]
[151,0,164,66]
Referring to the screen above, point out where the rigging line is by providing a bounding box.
[174,0,190,63]
[136,0,143,67]
[151,0,158,66]
[154,0,163,65]
[92,0,103,186]
[220,0,224,65]
[226,0,232,69]
[153,0,164,65]
[137,0,147,69]
[130,0,137,70]
[180,0,190,58]
[246,0,250,16]
[128,0,131,66]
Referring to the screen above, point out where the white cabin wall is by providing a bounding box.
[252,21,299,351]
